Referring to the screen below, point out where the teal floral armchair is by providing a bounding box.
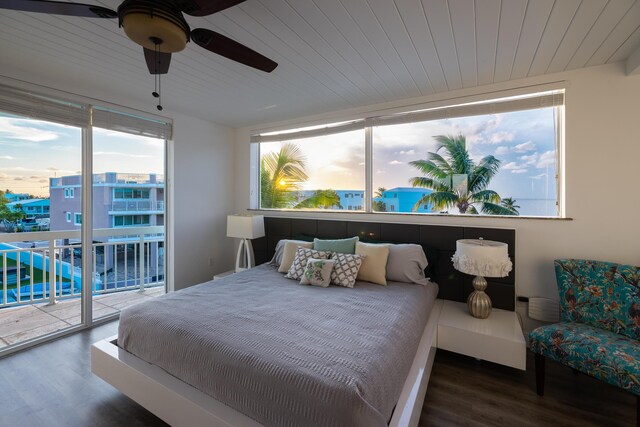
[529,259,640,424]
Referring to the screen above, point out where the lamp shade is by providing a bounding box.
[452,239,512,278]
[226,215,265,239]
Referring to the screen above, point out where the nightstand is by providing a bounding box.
[213,270,235,280]
[437,300,526,370]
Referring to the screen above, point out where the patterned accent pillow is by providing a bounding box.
[300,258,336,287]
[285,248,331,280]
[330,252,365,288]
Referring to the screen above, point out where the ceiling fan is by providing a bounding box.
[1,0,278,110]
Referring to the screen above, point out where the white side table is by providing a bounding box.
[437,300,526,370]
[213,270,235,281]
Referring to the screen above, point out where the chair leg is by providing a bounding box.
[535,353,545,396]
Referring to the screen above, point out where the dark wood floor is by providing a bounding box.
[420,350,635,427]
[0,321,634,427]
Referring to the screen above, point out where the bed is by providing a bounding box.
[92,218,516,427]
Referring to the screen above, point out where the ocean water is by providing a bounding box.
[514,199,557,217]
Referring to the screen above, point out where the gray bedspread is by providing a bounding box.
[118,264,438,427]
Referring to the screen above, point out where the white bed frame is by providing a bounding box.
[91,300,443,427]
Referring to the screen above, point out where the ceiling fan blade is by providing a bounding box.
[174,0,246,17]
[143,48,172,75]
[191,28,278,73]
[0,0,117,18]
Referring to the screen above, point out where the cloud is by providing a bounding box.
[0,155,14,159]
[511,169,528,174]
[537,150,555,168]
[47,167,59,171]
[530,173,547,180]
[514,141,536,152]
[495,146,509,155]
[488,131,515,144]
[399,149,416,155]
[94,151,152,158]
[0,117,59,142]
[502,162,523,170]
[520,153,538,165]
[13,177,23,181]
[389,160,403,165]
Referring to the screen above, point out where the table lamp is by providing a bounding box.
[452,239,513,319]
[227,214,265,272]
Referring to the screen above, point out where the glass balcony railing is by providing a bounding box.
[109,200,164,212]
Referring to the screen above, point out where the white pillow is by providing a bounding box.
[300,258,335,287]
[355,242,390,286]
[278,240,314,273]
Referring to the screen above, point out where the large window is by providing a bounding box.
[113,188,150,199]
[253,90,563,217]
[113,214,150,227]
[257,126,365,211]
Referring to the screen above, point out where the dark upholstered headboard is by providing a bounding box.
[253,217,516,311]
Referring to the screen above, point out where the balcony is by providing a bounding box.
[0,287,164,348]
[0,226,165,351]
[94,173,164,185]
[109,200,164,213]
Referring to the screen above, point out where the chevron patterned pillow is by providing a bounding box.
[330,252,365,288]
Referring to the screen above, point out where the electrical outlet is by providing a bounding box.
[208,257,215,267]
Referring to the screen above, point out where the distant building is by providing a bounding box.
[4,193,30,203]
[293,187,433,212]
[49,172,164,232]
[49,173,164,271]
[373,187,434,213]
[7,199,50,216]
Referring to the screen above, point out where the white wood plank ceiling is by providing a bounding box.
[0,0,639,127]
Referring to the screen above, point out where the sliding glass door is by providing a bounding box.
[0,84,171,354]
[0,109,85,349]
[91,121,166,321]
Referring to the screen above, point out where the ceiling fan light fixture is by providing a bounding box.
[118,0,190,53]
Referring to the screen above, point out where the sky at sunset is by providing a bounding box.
[0,114,164,197]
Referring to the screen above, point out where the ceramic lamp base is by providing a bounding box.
[467,275,492,319]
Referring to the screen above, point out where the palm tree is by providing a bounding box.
[409,134,518,215]
[500,197,520,215]
[260,143,308,208]
[294,190,342,209]
[373,187,387,212]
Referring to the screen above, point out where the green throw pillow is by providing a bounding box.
[313,236,359,254]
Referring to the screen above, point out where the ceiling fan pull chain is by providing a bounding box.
[152,44,160,99]
[157,73,163,111]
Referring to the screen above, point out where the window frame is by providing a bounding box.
[251,87,565,219]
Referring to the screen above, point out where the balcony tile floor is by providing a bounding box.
[0,287,164,349]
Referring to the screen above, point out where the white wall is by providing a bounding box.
[170,113,236,290]
[234,62,640,327]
